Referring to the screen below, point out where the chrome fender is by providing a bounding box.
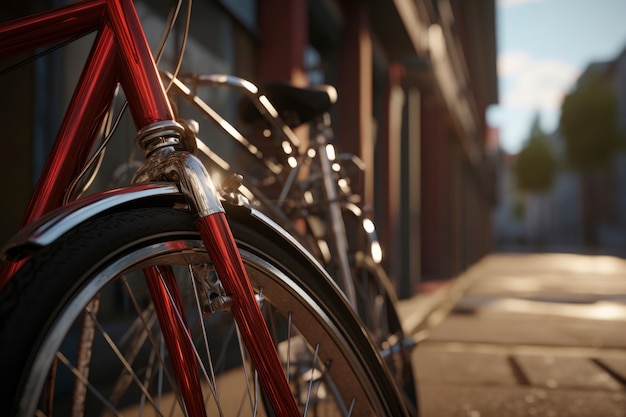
[2,182,336,289]
[3,182,182,259]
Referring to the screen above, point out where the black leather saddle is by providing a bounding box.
[239,82,337,129]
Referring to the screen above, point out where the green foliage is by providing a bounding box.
[559,66,622,171]
[514,116,557,192]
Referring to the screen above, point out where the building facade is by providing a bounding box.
[0,0,498,298]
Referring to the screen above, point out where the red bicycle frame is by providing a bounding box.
[0,0,300,415]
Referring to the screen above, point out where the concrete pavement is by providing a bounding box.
[398,252,626,417]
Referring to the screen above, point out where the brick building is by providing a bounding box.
[0,0,498,298]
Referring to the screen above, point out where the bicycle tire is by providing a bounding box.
[351,252,417,413]
[271,209,418,414]
[0,206,408,416]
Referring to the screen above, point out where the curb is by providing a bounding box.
[397,259,485,340]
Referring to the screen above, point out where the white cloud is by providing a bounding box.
[491,51,581,152]
[499,51,580,111]
[498,51,532,77]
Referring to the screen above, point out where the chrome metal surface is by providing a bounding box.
[315,122,357,308]
[1,183,181,254]
[134,120,185,156]
[163,71,283,175]
[182,73,259,94]
[133,147,224,218]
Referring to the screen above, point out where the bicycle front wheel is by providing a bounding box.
[0,206,408,416]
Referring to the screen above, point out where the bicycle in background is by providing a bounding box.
[167,72,418,410]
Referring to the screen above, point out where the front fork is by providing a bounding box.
[134,121,300,417]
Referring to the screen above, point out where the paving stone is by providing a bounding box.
[427,313,626,349]
[426,314,582,346]
[515,355,623,391]
[597,356,626,383]
[408,253,626,416]
[413,349,517,385]
[418,383,626,417]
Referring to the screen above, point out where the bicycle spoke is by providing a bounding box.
[158,263,284,416]
[120,277,183,407]
[105,308,158,411]
[189,265,222,410]
[287,311,293,384]
[56,352,123,417]
[118,302,155,346]
[154,266,253,415]
[347,397,356,416]
[140,340,158,415]
[234,324,257,414]
[85,308,166,416]
[303,343,320,417]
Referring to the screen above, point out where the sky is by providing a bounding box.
[487,0,626,154]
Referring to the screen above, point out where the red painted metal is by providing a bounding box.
[196,213,301,417]
[105,0,174,127]
[0,0,106,59]
[23,24,118,225]
[145,266,208,417]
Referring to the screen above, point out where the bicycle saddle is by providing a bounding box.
[239,82,337,129]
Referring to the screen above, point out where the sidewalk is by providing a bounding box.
[398,252,626,417]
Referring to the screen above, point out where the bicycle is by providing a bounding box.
[164,72,417,409]
[0,1,411,416]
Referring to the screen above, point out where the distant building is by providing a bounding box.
[494,47,626,255]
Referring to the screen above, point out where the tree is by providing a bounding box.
[514,114,557,192]
[560,65,622,172]
[559,65,624,246]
